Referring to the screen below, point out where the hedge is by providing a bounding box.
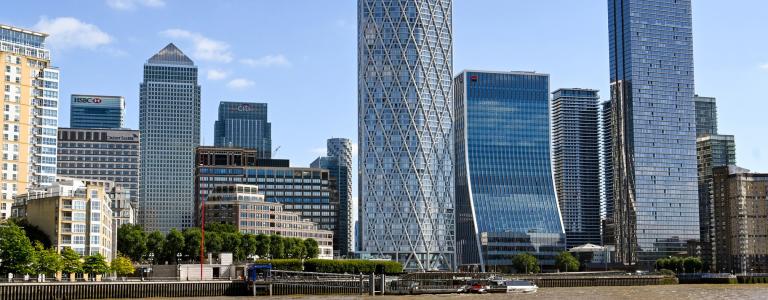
[304,259,402,275]
[253,259,303,271]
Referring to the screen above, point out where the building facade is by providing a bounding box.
[204,184,334,259]
[552,88,601,248]
[694,95,717,137]
[70,94,125,129]
[56,128,140,210]
[358,0,455,271]
[1,24,59,219]
[195,147,342,254]
[454,71,565,272]
[697,135,736,270]
[609,0,699,267]
[599,100,615,246]
[311,138,353,257]
[213,102,271,158]
[12,178,114,259]
[139,43,200,232]
[713,166,768,274]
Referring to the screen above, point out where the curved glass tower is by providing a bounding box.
[358,0,455,271]
[454,71,565,272]
[609,0,699,268]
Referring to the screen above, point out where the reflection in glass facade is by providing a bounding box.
[454,71,565,272]
[358,0,455,271]
[697,135,736,270]
[139,43,200,232]
[552,89,601,248]
[609,0,699,268]
[214,102,271,158]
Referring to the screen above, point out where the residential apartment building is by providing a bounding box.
[1,24,59,219]
[204,184,334,259]
[311,138,353,256]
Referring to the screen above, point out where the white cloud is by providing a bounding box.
[106,0,165,10]
[760,63,768,70]
[161,29,233,63]
[241,54,291,68]
[226,78,254,89]
[206,69,229,80]
[351,143,358,157]
[33,17,113,50]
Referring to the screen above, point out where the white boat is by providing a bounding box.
[492,279,538,293]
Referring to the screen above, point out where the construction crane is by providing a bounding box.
[273,145,281,157]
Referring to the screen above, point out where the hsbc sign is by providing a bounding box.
[74,97,103,104]
[71,95,123,107]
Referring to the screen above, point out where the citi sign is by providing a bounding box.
[229,104,255,112]
[74,97,103,104]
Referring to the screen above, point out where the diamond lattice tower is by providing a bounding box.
[358,0,455,271]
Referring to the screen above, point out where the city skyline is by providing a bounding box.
[1,1,765,176]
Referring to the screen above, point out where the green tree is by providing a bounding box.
[683,257,703,273]
[269,235,285,259]
[221,231,242,254]
[10,219,52,248]
[512,253,540,274]
[116,224,147,262]
[145,231,165,262]
[286,238,307,259]
[669,256,684,273]
[60,247,83,275]
[554,251,580,272]
[82,253,110,276]
[164,228,186,263]
[33,242,63,276]
[182,228,201,261]
[239,234,258,261]
[0,222,36,274]
[205,231,224,254]
[255,234,271,258]
[111,255,135,276]
[304,238,320,259]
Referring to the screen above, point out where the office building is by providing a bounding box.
[311,138,353,257]
[599,100,615,246]
[694,95,717,137]
[139,43,200,232]
[11,178,113,259]
[609,0,699,268]
[204,184,334,259]
[56,128,140,209]
[454,71,565,272]
[359,0,455,271]
[713,166,768,273]
[697,135,736,270]
[1,24,59,219]
[213,102,271,158]
[552,88,601,248]
[195,147,342,254]
[70,94,125,129]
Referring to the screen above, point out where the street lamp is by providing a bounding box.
[177,253,182,265]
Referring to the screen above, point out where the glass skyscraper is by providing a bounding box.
[311,138,353,257]
[139,43,200,232]
[70,94,125,129]
[599,100,615,246]
[454,71,565,272]
[358,0,455,271]
[694,95,717,137]
[213,101,271,158]
[609,0,699,267]
[697,134,736,270]
[552,88,601,249]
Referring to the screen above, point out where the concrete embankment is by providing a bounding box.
[0,280,247,300]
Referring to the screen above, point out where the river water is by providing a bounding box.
[125,284,768,300]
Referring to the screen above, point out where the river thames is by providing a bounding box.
[127,284,768,300]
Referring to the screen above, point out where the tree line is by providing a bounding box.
[655,256,703,274]
[0,222,134,278]
[117,223,320,264]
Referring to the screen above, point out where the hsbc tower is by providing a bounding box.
[70,94,125,129]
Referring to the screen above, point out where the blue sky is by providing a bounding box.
[4,0,767,177]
